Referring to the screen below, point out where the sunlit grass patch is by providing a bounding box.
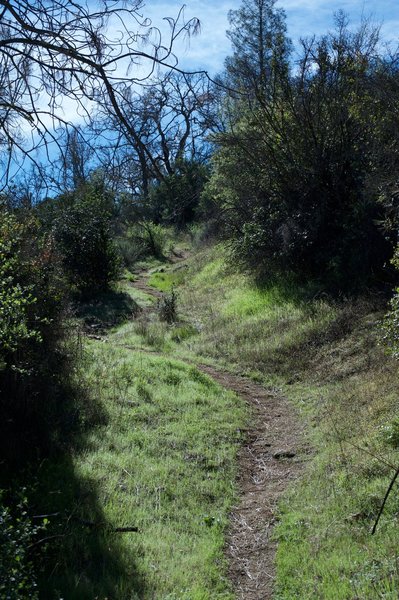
[148,269,186,292]
[178,247,341,379]
[222,282,288,317]
[39,340,246,599]
[258,309,399,598]
[190,254,225,287]
[175,244,399,598]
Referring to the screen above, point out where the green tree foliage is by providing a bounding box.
[0,202,72,463]
[0,493,41,599]
[147,161,210,227]
[382,248,399,357]
[225,0,291,99]
[52,177,121,297]
[211,12,397,289]
[0,214,38,361]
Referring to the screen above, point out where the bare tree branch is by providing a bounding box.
[0,0,203,189]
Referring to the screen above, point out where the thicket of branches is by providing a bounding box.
[0,0,201,187]
[210,3,399,290]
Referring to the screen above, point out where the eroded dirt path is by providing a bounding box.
[197,365,304,599]
[129,262,305,599]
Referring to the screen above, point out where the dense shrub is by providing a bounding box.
[382,247,399,358]
[210,15,397,290]
[0,493,41,600]
[147,161,209,227]
[0,203,80,464]
[0,213,39,363]
[51,178,121,297]
[121,222,167,264]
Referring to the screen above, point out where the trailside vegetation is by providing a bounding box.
[209,7,399,290]
[3,0,399,597]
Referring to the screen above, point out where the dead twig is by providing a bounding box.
[32,512,139,533]
[371,466,399,535]
[70,517,139,533]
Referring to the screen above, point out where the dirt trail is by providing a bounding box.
[197,365,304,599]
[130,262,305,599]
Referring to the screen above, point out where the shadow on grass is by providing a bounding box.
[77,288,140,332]
[0,358,146,599]
[1,448,145,599]
[30,453,145,600]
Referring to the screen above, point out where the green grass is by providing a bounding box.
[32,241,399,599]
[166,245,399,599]
[175,247,343,380]
[37,338,246,599]
[148,269,186,293]
[273,360,399,599]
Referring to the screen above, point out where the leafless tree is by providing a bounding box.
[97,70,218,197]
[0,0,201,187]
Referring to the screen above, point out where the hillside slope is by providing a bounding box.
[173,245,399,599]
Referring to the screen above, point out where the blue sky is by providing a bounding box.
[144,0,399,73]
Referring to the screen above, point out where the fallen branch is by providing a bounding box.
[32,512,139,533]
[28,534,67,549]
[371,466,399,535]
[70,517,139,533]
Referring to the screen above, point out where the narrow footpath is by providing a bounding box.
[198,365,304,599]
[129,260,305,600]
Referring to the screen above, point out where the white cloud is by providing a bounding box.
[140,0,399,73]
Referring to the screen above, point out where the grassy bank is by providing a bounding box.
[29,239,399,598]
[162,245,399,599]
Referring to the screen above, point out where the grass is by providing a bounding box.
[173,247,341,380]
[37,336,246,599]
[161,245,399,599]
[274,359,399,599]
[148,268,186,293]
[77,284,140,330]
[30,240,399,599]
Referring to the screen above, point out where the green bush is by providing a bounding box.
[0,493,41,599]
[52,179,121,297]
[0,203,83,465]
[0,213,39,361]
[382,246,399,358]
[115,236,141,269]
[125,222,167,261]
[158,288,178,323]
[210,17,396,291]
[380,418,399,448]
[147,161,209,227]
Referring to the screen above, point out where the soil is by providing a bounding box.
[196,365,305,599]
[130,276,163,299]
[128,259,306,599]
